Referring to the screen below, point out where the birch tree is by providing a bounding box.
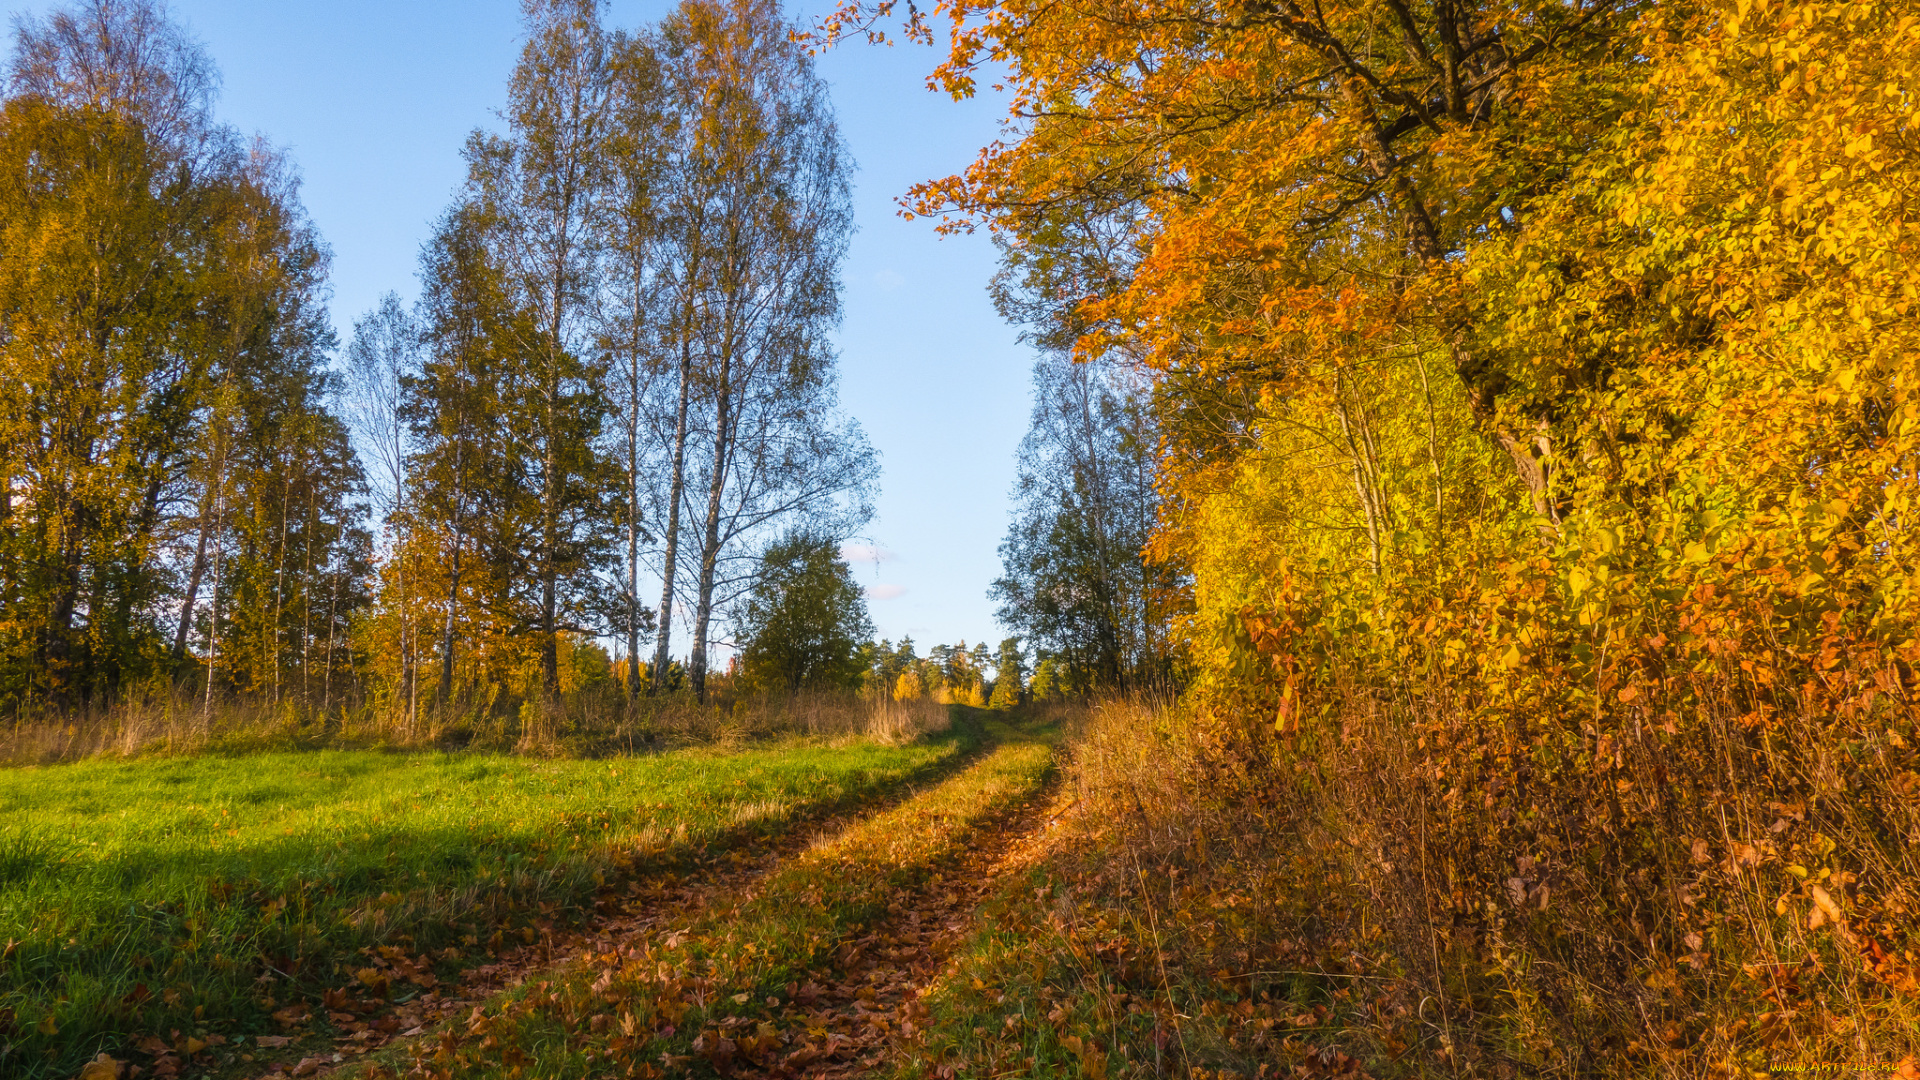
[656,0,871,700]
[599,29,670,699]
[344,293,422,724]
[992,352,1167,691]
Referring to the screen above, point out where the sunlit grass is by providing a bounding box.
[367,710,1058,1080]
[0,731,966,1078]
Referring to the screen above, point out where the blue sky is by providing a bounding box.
[10,0,1035,655]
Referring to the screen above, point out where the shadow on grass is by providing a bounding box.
[0,710,991,1080]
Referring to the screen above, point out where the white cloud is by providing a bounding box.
[873,268,905,291]
[865,583,907,601]
[841,543,897,565]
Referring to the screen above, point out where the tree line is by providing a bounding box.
[727,531,1037,709]
[0,0,874,724]
[0,1,365,710]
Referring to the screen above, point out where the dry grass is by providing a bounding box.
[0,693,309,765]
[901,693,1920,1078]
[0,682,952,765]
[728,687,951,745]
[1336,688,1920,1075]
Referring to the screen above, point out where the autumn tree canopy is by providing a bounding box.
[821,0,1920,1060]
[0,0,875,724]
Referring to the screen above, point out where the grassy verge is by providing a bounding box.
[891,700,1402,1080]
[0,723,972,1079]
[903,695,1920,1080]
[368,709,1057,1080]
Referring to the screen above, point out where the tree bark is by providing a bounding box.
[688,348,731,703]
[626,368,642,700]
[1341,76,1560,529]
[650,341,693,694]
[322,565,338,714]
[437,543,463,708]
[172,485,213,671]
[273,459,291,706]
[540,419,560,696]
[436,437,466,710]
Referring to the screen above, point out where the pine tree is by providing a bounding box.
[988,637,1023,709]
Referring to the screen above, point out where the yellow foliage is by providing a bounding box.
[850,0,1920,1061]
[892,670,923,703]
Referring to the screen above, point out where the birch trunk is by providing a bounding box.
[650,342,693,694]
[688,349,730,702]
[172,487,213,669]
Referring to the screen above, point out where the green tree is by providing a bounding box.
[988,636,1023,709]
[462,0,616,698]
[0,0,367,707]
[866,635,916,696]
[1027,656,1064,703]
[992,353,1169,693]
[398,202,519,713]
[733,530,872,696]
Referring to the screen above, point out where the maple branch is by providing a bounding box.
[1378,0,1438,73]
[1337,77,1443,263]
[1380,98,1446,145]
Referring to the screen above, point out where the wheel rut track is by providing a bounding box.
[738,768,1066,1079]
[337,718,1062,1079]
[236,721,1003,1080]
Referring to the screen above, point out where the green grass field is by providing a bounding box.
[0,729,972,1078]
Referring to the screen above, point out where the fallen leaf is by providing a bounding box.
[78,1052,123,1080]
[1810,884,1844,926]
[256,1035,292,1048]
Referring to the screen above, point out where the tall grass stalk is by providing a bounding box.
[1012,693,1920,1075]
[0,682,947,766]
